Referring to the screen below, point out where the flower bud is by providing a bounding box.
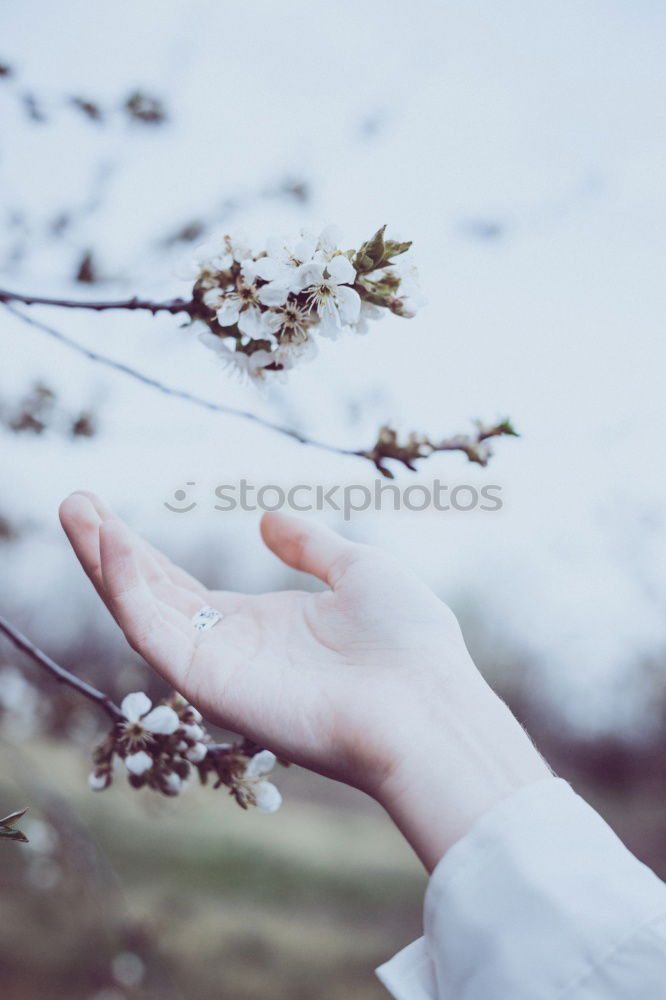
[88,770,110,791]
[186,742,208,763]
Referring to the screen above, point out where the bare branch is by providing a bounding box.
[2,301,518,473]
[0,613,123,721]
[0,287,196,316]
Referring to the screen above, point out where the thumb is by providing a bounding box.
[260,512,361,587]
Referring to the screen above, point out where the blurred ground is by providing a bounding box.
[0,740,424,1000]
[0,709,664,1000]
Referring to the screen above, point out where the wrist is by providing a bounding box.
[374,674,552,871]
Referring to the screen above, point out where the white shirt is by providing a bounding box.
[376,778,666,999]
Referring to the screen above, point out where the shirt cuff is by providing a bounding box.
[376,777,666,999]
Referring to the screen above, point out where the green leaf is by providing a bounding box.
[0,807,28,828]
[353,225,388,273]
[383,239,412,260]
[497,418,519,437]
[0,827,29,843]
[365,225,387,264]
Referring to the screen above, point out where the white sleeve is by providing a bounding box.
[376,777,666,1000]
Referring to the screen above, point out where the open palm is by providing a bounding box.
[59,492,467,795]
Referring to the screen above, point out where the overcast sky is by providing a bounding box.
[2,0,665,735]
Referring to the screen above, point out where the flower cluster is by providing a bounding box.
[88,691,281,813]
[192,224,424,381]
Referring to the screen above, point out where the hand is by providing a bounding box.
[59,492,551,869]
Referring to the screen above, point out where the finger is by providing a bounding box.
[99,519,192,685]
[59,492,175,617]
[59,492,107,601]
[260,511,362,588]
[69,489,115,521]
[71,491,210,600]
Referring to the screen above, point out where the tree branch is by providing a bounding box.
[2,301,518,472]
[0,613,123,721]
[0,287,196,316]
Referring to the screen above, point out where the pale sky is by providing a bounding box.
[2,0,665,735]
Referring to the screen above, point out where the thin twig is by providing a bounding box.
[2,301,517,471]
[0,287,196,316]
[2,301,357,456]
[0,613,123,721]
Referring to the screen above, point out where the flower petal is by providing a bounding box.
[88,771,108,791]
[317,224,342,255]
[254,781,282,813]
[294,260,324,291]
[316,302,342,340]
[121,692,152,722]
[163,772,183,795]
[335,285,361,325]
[213,252,234,270]
[198,328,228,356]
[262,309,285,334]
[186,742,208,763]
[141,705,180,735]
[257,282,290,307]
[252,257,286,282]
[203,287,225,309]
[246,349,275,380]
[181,723,204,741]
[216,297,241,326]
[327,254,356,286]
[240,259,262,283]
[294,232,317,263]
[245,749,277,779]
[125,751,153,775]
[230,237,252,262]
[238,305,268,339]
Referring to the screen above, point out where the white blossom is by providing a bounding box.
[238,750,282,813]
[195,226,420,380]
[198,332,275,382]
[214,281,272,340]
[243,229,318,298]
[267,300,312,341]
[306,254,360,339]
[273,332,318,370]
[120,692,180,737]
